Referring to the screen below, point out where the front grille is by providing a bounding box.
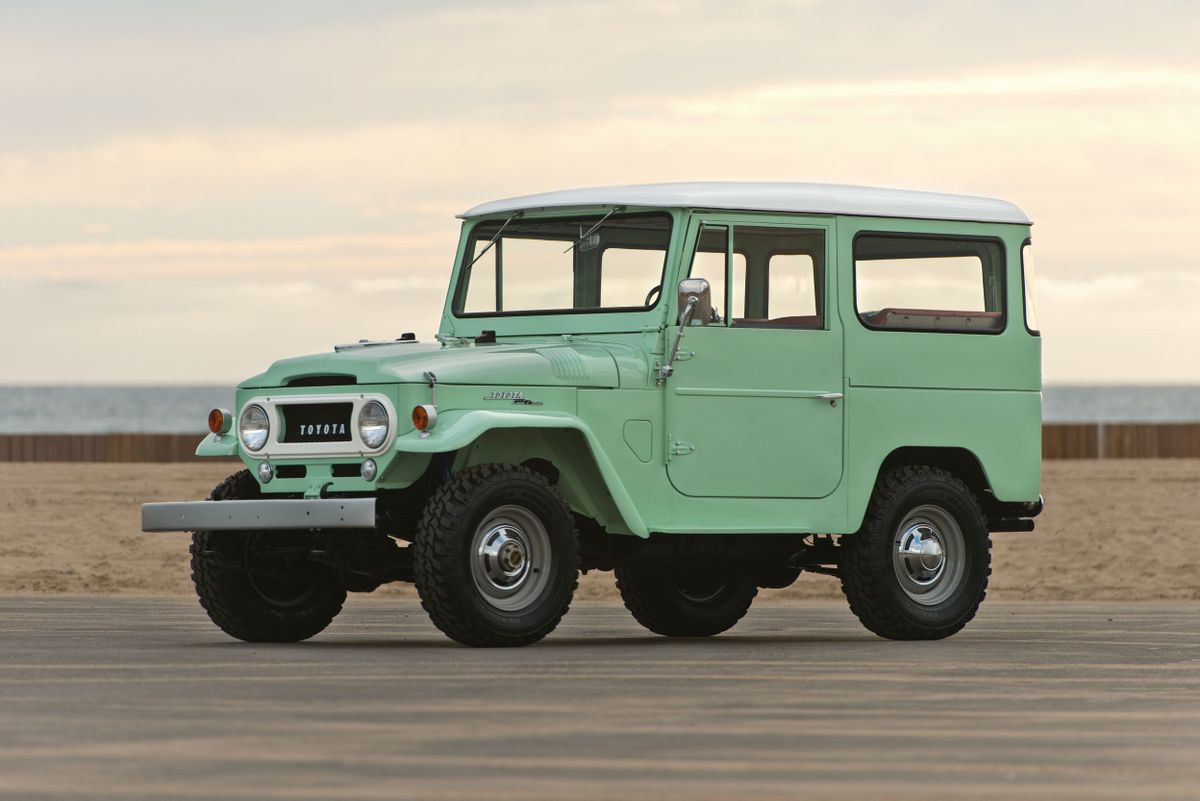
[281,402,353,443]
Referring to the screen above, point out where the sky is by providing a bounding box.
[1,0,1198,384]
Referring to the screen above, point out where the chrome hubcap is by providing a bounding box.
[479,528,529,588]
[897,525,946,586]
[470,505,551,611]
[892,504,965,606]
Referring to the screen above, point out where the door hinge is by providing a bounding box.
[670,440,695,456]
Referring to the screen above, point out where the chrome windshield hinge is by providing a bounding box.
[670,440,695,456]
[423,371,438,405]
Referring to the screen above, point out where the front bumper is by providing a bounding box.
[141,498,376,532]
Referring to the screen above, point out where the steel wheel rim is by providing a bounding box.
[470,505,552,611]
[892,504,965,606]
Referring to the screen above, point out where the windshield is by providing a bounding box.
[453,212,672,316]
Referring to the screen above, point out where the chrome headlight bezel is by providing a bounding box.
[239,404,270,452]
[357,400,390,450]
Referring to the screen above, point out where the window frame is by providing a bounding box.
[685,221,829,331]
[1021,237,1040,337]
[451,211,674,319]
[851,231,1008,336]
[734,245,823,328]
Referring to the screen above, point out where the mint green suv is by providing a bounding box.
[143,182,1043,646]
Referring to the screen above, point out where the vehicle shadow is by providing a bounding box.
[179,631,985,650]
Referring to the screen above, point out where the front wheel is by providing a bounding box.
[839,465,991,640]
[615,565,758,637]
[190,471,346,643]
[413,464,579,647]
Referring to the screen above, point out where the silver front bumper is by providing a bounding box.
[141,498,377,532]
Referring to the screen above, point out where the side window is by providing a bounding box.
[854,235,1004,332]
[767,254,817,318]
[1021,242,1040,334]
[686,225,746,323]
[731,226,825,329]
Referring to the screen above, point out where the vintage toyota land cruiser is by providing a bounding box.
[142,182,1043,647]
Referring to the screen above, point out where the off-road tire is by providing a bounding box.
[413,464,579,647]
[615,566,758,637]
[840,465,991,640]
[189,470,346,643]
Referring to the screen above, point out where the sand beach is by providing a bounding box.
[1,459,1196,601]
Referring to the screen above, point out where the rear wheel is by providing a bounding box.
[616,564,757,637]
[840,465,990,640]
[413,464,579,647]
[189,471,346,643]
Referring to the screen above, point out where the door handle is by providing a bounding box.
[813,392,843,408]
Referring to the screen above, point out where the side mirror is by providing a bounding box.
[657,278,713,386]
[676,278,712,326]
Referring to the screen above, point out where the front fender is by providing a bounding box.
[195,433,238,457]
[394,410,649,538]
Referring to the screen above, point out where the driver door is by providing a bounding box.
[664,215,845,499]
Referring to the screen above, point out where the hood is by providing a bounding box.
[239,341,627,389]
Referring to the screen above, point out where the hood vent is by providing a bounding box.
[287,375,358,387]
[537,347,588,381]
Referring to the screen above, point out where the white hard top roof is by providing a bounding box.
[459,181,1030,225]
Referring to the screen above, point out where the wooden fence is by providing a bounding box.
[1042,423,1200,459]
[0,424,1198,462]
[0,434,234,463]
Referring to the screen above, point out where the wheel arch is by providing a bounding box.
[443,419,648,538]
[877,446,994,502]
[849,445,996,532]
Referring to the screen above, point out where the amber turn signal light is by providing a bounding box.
[208,408,233,435]
[412,404,438,432]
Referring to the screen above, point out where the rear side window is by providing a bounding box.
[1022,241,1040,334]
[854,235,1005,333]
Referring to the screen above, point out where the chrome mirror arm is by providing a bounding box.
[657,295,699,385]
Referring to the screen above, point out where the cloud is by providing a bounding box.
[672,66,1200,116]
[0,234,452,280]
[348,277,447,293]
[1039,274,1146,300]
[3,1,1199,148]
[2,2,1199,382]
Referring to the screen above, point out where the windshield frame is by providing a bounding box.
[449,209,676,320]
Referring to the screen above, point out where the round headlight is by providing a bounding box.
[358,401,389,449]
[239,404,270,452]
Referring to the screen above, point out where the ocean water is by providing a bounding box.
[0,384,1196,434]
[0,386,235,434]
[1042,385,1200,424]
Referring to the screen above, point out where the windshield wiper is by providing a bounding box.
[466,211,520,270]
[562,207,622,253]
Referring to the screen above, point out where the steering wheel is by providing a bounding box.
[644,284,662,307]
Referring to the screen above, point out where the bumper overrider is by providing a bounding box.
[141,498,376,532]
